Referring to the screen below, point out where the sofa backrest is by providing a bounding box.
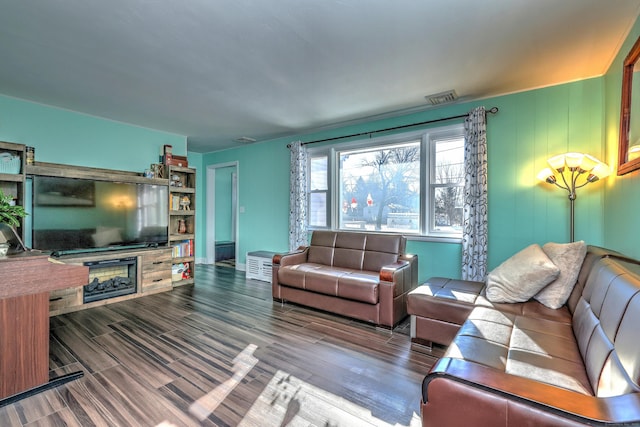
[572,256,640,397]
[567,245,622,314]
[306,231,406,272]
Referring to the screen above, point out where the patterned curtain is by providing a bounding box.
[461,106,488,281]
[289,141,308,251]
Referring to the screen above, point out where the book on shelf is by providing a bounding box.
[172,239,193,258]
[170,195,181,211]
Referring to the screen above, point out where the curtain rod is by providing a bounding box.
[292,106,499,147]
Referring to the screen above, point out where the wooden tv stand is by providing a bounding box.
[49,246,173,316]
[0,251,88,404]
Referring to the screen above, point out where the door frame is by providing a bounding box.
[206,161,239,265]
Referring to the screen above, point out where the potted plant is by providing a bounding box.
[0,190,26,256]
[0,189,26,227]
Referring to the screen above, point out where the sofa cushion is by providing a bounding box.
[445,306,593,395]
[534,241,587,309]
[486,244,560,303]
[278,263,379,304]
[307,231,337,265]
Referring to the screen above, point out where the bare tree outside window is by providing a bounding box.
[306,124,465,237]
[433,138,464,232]
[340,142,420,232]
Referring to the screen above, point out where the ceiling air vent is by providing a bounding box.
[425,90,458,106]
[233,136,257,144]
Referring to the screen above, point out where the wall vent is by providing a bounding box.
[425,90,458,106]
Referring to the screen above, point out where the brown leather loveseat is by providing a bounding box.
[410,247,640,426]
[272,230,417,328]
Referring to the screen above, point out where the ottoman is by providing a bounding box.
[406,277,485,347]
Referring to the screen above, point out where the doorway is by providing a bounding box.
[206,162,239,267]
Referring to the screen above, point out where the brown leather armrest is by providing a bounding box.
[273,247,308,266]
[424,358,640,425]
[380,260,410,282]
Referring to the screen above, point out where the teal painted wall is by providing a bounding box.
[201,141,291,265]
[603,17,640,260]
[198,78,606,282]
[0,94,187,250]
[0,94,187,171]
[187,152,204,259]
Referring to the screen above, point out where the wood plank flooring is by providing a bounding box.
[0,265,443,427]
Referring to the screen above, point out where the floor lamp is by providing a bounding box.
[537,153,610,243]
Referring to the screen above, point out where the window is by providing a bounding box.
[307,124,465,238]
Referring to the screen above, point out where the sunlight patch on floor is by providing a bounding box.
[238,369,421,427]
[188,344,259,421]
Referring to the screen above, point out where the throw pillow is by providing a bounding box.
[486,244,560,303]
[534,241,587,309]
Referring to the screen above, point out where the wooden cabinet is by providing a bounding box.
[0,253,88,401]
[168,165,196,286]
[0,141,26,240]
[140,248,173,293]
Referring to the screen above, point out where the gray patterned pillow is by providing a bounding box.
[534,241,587,309]
[486,244,560,303]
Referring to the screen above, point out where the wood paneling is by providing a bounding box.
[0,265,442,426]
[0,293,49,397]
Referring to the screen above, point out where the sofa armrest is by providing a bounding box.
[422,357,640,426]
[273,247,309,267]
[380,260,409,281]
[380,254,418,294]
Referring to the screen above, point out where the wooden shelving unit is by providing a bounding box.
[168,165,196,286]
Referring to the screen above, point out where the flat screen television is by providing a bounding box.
[32,176,168,254]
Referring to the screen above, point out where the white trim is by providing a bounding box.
[206,161,239,266]
[307,123,464,238]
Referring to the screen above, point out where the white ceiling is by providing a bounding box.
[0,1,639,153]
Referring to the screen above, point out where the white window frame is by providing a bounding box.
[306,123,464,241]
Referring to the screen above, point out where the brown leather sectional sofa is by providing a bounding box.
[271,230,417,328]
[409,246,640,426]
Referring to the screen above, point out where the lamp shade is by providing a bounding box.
[580,154,600,172]
[536,167,556,183]
[589,162,611,180]
[547,154,567,171]
[564,152,584,169]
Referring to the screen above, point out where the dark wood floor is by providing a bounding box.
[0,265,443,427]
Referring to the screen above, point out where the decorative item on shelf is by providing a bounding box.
[0,152,21,174]
[172,263,184,281]
[0,189,26,228]
[182,262,191,280]
[25,146,35,165]
[177,218,187,234]
[165,155,188,167]
[143,169,155,179]
[171,195,181,211]
[151,163,165,179]
[179,195,191,210]
[170,175,183,187]
[162,145,173,166]
[537,152,610,242]
[186,219,194,234]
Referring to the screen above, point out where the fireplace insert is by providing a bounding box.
[83,257,137,303]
